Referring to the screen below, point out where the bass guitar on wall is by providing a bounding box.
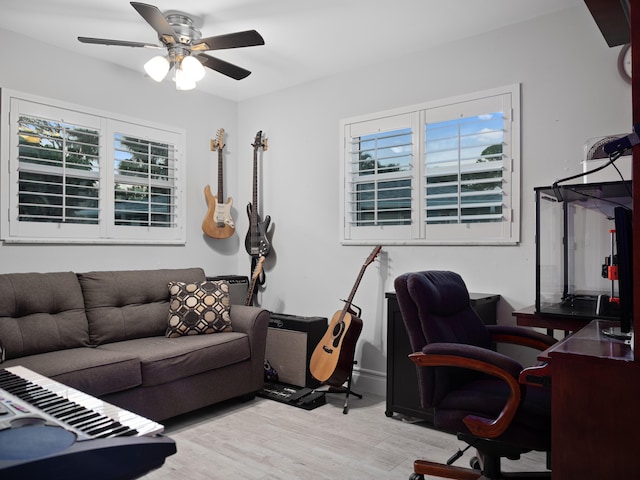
[309,245,382,388]
[202,128,235,239]
[245,130,271,257]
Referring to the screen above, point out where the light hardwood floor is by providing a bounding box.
[141,393,547,480]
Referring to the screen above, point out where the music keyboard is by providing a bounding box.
[0,366,164,438]
[0,366,175,480]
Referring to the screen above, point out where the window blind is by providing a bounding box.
[424,113,504,224]
[3,89,186,244]
[347,127,413,226]
[113,134,177,228]
[17,115,100,224]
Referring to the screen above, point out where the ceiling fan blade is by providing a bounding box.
[197,53,251,80]
[192,30,265,52]
[130,2,178,45]
[78,36,162,49]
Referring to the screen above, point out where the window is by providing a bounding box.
[341,85,520,245]
[1,89,185,244]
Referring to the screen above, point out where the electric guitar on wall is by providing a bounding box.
[202,128,235,239]
[244,131,271,257]
[309,245,382,387]
[245,256,265,306]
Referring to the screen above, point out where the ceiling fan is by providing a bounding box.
[78,2,264,89]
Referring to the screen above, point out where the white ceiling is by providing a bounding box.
[0,0,583,102]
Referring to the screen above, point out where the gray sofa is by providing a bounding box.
[0,267,270,421]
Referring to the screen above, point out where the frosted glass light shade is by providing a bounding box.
[181,56,205,82]
[175,67,196,91]
[144,56,170,82]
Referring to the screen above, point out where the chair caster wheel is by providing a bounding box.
[470,456,481,470]
[409,474,424,480]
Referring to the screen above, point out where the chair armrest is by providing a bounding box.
[419,343,523,378]
[486,325,557,351]
[409,343,524,439]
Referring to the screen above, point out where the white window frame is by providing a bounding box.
[340,85,520,246]
[1,89,186,244]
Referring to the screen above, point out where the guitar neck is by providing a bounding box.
[246,276,258,305]
[341,246,382,314]
[251,149,259,235]
[342,265,368,313]
[217,148,224,199]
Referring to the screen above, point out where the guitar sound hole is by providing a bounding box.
[332,323,344,337]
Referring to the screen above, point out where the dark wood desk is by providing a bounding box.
[512,305,592,335]
[531,320,640,479]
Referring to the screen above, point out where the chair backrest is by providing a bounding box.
[394,270,492,407]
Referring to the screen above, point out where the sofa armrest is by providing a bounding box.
[230,305,270,336]
[229,305,270,391]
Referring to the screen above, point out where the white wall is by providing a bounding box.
[0,28,241,276]
[0,5,632,396]
[237,5,632,394]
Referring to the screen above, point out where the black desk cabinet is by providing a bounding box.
[385,292,499,423]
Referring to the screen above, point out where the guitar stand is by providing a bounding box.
[324,360,362,414]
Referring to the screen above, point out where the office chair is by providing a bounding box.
[394,271,556,480]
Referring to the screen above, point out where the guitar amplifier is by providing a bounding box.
[266,313,328,388]
[206,275,249,305]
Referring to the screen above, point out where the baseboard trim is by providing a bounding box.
[351,367,386,397]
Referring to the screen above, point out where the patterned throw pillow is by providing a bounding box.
[166,280,232,337]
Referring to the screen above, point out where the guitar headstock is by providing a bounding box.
[211,128,225,151]
[364,245,382,266]
[252,256,265,280]
[252,130,268,152]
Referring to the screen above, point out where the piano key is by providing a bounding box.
[0,366,162,439]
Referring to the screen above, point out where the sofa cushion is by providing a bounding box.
[166,280,232,337]
[0,272,90,359]
[1,347,141,397]
[78,268,206,345]
[98,332,250,387]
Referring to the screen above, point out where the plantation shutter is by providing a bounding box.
[17,115,101,225]
[424,113,504,224]
[422,91,515,242]
[3,90,186,243]
[113,133,178,228]
[343,113,417,241]
[339,85,519,245]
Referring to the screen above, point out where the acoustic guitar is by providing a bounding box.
[244,131,271,257]
[202,128,235,239]
[309,245,382,387]
[245,255,265,306]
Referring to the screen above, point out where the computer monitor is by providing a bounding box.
[609,206,633,338]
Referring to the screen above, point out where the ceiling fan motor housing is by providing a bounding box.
[164,13,201,45]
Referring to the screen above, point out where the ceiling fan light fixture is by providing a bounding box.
[144,55,170,82]
[78,3,263,86]
[181,55,206,82]
[175,66,196,90]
